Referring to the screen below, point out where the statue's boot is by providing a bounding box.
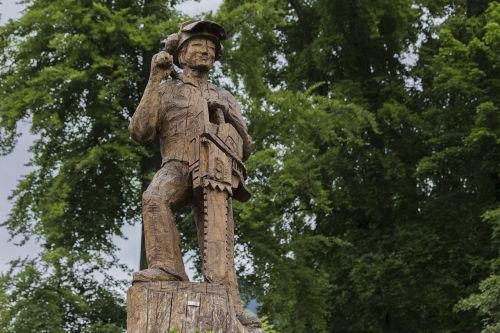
[132,267,182,283]
[237,313,262,328]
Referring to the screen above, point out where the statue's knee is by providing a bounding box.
[142,182,183,209]
[142,190,163,206]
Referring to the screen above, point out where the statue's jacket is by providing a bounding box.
[129,74,253,167]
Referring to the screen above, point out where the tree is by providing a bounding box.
[418,2,500,332]
[0,0,183,330]
[211,0,500,332]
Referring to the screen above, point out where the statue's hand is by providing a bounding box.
[150,51,173,81]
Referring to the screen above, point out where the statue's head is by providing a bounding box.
[163,20,227,71]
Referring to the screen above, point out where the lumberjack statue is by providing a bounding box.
[129,20,257,327]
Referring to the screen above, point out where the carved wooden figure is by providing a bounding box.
[127,20,261,332]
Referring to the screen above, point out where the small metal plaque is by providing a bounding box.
[187,300,200,307]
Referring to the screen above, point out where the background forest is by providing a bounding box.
[0,0,499,332]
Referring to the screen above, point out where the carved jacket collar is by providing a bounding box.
[178,73,213,89]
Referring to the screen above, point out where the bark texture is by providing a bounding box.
[127,281,263,333]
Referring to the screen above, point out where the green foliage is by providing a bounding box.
[455,205,500,332]
[0,259,126,333]
[456,274,500,333]
[260,316,281,333]
[0,0,184,331]
[212,0,500,332]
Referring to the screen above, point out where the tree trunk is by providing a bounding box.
[127,281,263,333]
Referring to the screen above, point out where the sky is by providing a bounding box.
[0,0,223,280]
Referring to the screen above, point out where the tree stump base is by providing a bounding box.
[127,281,263,333]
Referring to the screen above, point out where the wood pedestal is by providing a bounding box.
[127,281,262,333]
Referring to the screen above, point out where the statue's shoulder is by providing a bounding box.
[159,77,183,96]
[159,78,180,89]
[211,83,238,105]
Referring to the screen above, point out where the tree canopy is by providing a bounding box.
[0,0,499,332]
[0,0,182,331]
[212,0,500,331]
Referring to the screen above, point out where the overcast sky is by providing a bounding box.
[0,0,222,280]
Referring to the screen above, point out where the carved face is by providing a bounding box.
[180,38,216,71]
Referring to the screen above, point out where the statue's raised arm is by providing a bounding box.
[128,51,173,144]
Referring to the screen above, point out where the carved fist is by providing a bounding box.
[150,51,173,80]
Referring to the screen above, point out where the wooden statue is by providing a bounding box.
[127,20,261,332]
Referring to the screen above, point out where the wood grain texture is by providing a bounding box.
[127,281,263,333]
